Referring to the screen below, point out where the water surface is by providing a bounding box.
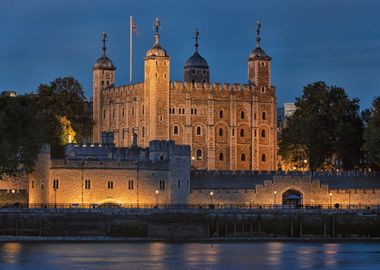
[0,241,379,270]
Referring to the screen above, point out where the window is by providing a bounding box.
[107,181,114,189]
[159,115,163,122]
[261,154,266,162]
[103,110,106,119]
[106,81,109,86]
[254,130,257,137]
[219,128,223,136]
[31,181,34,189]
[241,111,245,119]
[132,106,135,116]
[219,152,224,161]
[101,80,104,86]
[232,129,235,136]
[196,126,202,135]
[142,126,145,138]
[219,110,224,119]
[196,149,203,160]
[159,180,165,190]
[53,179,59,190]
[85,179,91,189]
[160,155,165,160]
[261,86,266,93]
[262,112,266,120]
[128,180,134,190]
[121,128,125,140]
[203,69,206,75]
[173,125,179,135]
[191,70,195,75]
[122,107,125,117]
[192,79,195,85]
[261,62,265,67]
[261,129,266,138]
[141,105,144,115]
[178,180,181,188]
[240,129,245,137]
[241,153,246,161]
[156,61,158,66]
[112,109,115,118]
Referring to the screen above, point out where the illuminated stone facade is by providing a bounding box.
[92,20,277,171]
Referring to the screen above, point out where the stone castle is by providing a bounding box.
[92,19,277,171]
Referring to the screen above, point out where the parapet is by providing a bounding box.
[170,81,253,93]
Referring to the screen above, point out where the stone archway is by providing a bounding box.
[282,189,303,206]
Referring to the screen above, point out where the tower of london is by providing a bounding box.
[92,19,277,171]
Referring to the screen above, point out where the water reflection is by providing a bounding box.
[0,242,378,270]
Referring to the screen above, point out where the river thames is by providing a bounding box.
[0,241,379,269]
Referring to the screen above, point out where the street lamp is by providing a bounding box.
[274,190,277,206]
[155,190,159,207]
[303,159,308,172]
[329,192,332,208]
[11,189,15,207]
[209,191,214,205]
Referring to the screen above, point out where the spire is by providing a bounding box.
[194,28,199,52]
[102,31,107,56]
[154,17,161,44]
[256,20,261,48]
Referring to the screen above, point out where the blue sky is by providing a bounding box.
[1,0,379,109]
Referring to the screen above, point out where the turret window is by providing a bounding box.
[173,125,179,135]
[196,126,202,136]
[196,149,203,160]
[219,152,224,161]
[218,128,223,136]
[262,112,266,120]
[219,110,224,119]
[203,69,206,75]
[261,86,266,93]
[241,111,245,119]
[241,153,246,161]
[261,154,266,162]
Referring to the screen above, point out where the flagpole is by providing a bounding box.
[129,15,132,84]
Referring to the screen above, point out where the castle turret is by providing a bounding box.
[144,18,170,142]
[184,28,210,84]
[93,32,116,143]
[248,21,271,87]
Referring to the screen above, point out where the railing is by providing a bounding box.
[1,203,380,212]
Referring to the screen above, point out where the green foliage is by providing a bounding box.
[363,97,380,168]
[0,95,45,178]
[279,82,363,171]
[37,77,92,157]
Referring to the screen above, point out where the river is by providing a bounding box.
[0,241,379,269]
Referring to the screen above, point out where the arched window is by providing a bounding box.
[141,126,145,138]
[241,153,246,161]
[132,106,135,116]
[196,149,202,160]
[196,126,202,135]
[262,112,266,120]
[241,111,245,119]
[141,105,144,115]
[240,129,245,137]
[160,155,165,160]
[261,129,266,138]
[219,152,224,161]
[261,86,266,93]
[218,128,223,136]
[173,125,179,135]
[219,110,224,119]
[261,154,266,162]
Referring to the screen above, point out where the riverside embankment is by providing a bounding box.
[0,207,379,240]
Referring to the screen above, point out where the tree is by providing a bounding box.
[363,97,380,168]
[0,95,45,178]
[279,82,363,171]
[37,77,92,157]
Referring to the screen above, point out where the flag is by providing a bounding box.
[131,19,140,35]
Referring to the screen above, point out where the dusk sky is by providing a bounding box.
[1,0,379,109]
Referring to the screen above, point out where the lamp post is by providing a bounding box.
[11,189,15,207]
[54,188,57,208]
[209,191,214,205]
[155,190,159,207]
[303,159,308,172]
[274,190,277,206]
[329,192,332,209]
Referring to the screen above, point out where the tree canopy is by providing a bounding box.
[279,82,363,171]
[363,97,380,169]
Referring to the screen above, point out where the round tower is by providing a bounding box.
[144,18,170,142]
[92,32,116,143]
[184,28,210,84]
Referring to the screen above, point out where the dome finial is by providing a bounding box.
[194,28,200,52]
[256,20,261,48]
[102,31,107,56]
[154,17,161,44]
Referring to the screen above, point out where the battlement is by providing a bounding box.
[149,140,191,156]
[101,82,144,97]
[170,81,254,92]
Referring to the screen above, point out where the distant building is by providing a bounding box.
[1,91,17,97]
[284,103,296,119]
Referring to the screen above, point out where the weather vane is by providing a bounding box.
[194,28,199,51]
[256,20,261,47]
[155,17,161,34]
[102,31,107,56]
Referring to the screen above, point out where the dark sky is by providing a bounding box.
[1,0,379,109]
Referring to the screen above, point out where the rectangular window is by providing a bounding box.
[128,180,134,190]
[53,179,59,189]
[159,180,165,191]
[31,181,34,189]
[85,179,91,189]
[178,180,180,189]
[103,110,106,119]
[107,181,114,189]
